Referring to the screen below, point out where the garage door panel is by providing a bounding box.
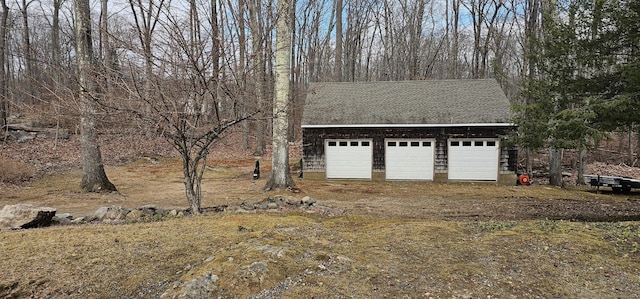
[326,140,372,179]
[448,140,499,181]
[386,139,434,180]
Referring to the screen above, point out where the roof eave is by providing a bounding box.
[301,123,516,128]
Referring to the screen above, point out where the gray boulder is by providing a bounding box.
[285,196,300,205]
[91,206,130,222]
[301,196,316,206]
[140,205,157,217]
[7,130,34,143]
[126,209,143,220]
[161,272,218,299]
[0,203,56,230]
[52,213,74,225]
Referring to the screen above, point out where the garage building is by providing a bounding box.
[301,79,517,183]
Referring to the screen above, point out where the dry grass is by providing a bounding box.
[0,156,33,184]
[1,158,640,298]
[1,214,639,298]
[0,158,264,216]
[296,180,632,221]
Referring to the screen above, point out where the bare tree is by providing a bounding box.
[0,0,7,131]
[462,0,502,79]
[264,0,294,190]
[74,0,117,192]
[410,0,425,80]
[234,0,250,149]
[289,0,299,139]
[334,0,342,81]
[319,0,335,81]
[249,0,267,155]
[519,0,542,174]
[210,0,220,116]
[113,0,257,213]
[343,0,375,82]
[51,0,64,86]
[128,0,165,133]
[303,0,326,82]
[381,0,398,80]
[96,0,119,109]
[19,0,36,103]
[99,0,109,66]
[221,0,251,149]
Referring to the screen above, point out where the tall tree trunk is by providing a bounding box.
[249,0,266,156]
[523,0,540,105]
[382,0,393,80]
[525,148,533,175]
[184,180,200,214]
[576,148,586,185]
[629,128,634,165]
[264,7,274,144]
[237,0,249,150]
[321,2,335,81]
[264,0,294,190]
[465,0,484,79]
[364,19,377,81]
[99,0,112,99]
[548,147,563,187]
[181,150,203,215]
[99,0,109,65]
[307,1,322,82]
[452,0,460,78]
[52,0,62,86]
[636,131,640,167]
[411,0,424,79]
[209,0,220,117]
[617,131,625,153]
[334,0,342,81]
[75,0,117,193]
[20,0,34,103]
[289,0,297,141]
[0,0,7,131]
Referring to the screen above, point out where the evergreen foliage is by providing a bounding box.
[514,0,639,152]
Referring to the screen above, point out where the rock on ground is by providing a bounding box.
[0,203,56,230]
[161,272,219,299]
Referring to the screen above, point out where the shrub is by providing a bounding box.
[0,156,33,184]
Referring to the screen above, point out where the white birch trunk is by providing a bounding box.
[265,0,294,190]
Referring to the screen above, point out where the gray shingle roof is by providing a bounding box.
[301,79,513,127]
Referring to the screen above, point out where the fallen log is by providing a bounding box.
[6,123,70,139]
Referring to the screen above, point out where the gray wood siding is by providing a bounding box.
[302,127,517,173]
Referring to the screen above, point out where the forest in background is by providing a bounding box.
[0,0,638,188]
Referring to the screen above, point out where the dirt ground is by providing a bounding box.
[0,153,639,222]
[2,133,640,222]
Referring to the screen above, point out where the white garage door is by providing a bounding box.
[385,139,435,180]
[448,139,499,181]
[325,139,372,179]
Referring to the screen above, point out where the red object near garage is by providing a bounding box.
[517,174,531,186]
